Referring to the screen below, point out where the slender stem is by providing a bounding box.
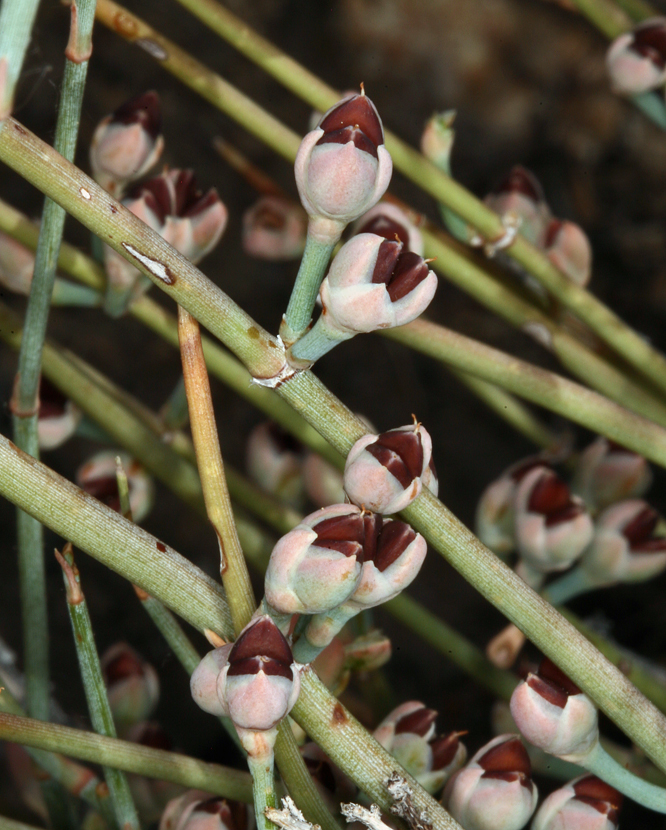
[178,306,256,632]
[0,0,41,119]
[246,747,278,830]
[160,375,190,430]
[542,568,599,606]
[632,91,666,129]
[0,819,47,830]
[281,235,336,346]
[567,0,632,37]
[0,713,254,801]
[56,545,140,830]
[159,0,666,396]
[584,741,666,812]
[288,316,350,366]
[612,0,654,21]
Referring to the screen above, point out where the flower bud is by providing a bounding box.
[0,231,35,294]
[295,90,393,243]
[420,111,456,172]
[160,791,250,830]
[101,643,160,732]
[374,702,466,794]
[264,504,367,616]
[475,458,547,557]
[606,18,666,95]
[443,735,538,830]
[302,452,345,508]
[572,437,652,512]
[246,422,305,507]
[484,167,551,249]
[579,499,666,587]
[532,774,622,830]
[319,233,437,337]
[189,645,233,716]
[344,629,392,672]
[76,451,154,523]
[352,202,424,255]
[217,616,300,731]
[242,195,306,261]
[514,466,593,573]
[37,377,81,451]
[510,658,598,763]
[344,422,436,514]
[90,91,164,196]
[544,219,592,288]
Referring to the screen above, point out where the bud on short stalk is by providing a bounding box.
[37,377,81,451]
[543,218,592,288]
[514,466,593,573]
[160,791,250,830]
[484,167,552,249]
[510,658,599,763]
[0,231,35,295]
[302,452,345,507]
[352,202,424,255]
[572,437,652,513]
[532,774,622,830]
[344,421,437,514]
[246,422,305,507]
[101,643,159,733]
[90,91,164,197]
[242,195,306,261]
[606,18,666,95]
[344,629,392,673]
[443,735,538,830]
[374,702,466,794]
[288,233,437,368]
[295,90,392,244]
[76,451,154,523]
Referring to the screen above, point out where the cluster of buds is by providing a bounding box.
[606,18,666,95]
[90,91,164,197]
[578,499,666,588]
[352,202,424,255]
[532,775,622,830]
[295,89,393,245]
[510,658,599,764]
[572,437,652,513]
[373,702,467,794]
[242,195,307,261]
[104,168,227,313]
[190,616,300,744]
[443,735,538,830]
[100,643,160,734]
[344,421,438,514]
[76,451,154,523]
[37,377,81,451]
[160,791,250,830]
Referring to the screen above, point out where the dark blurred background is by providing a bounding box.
[2,0,666,826]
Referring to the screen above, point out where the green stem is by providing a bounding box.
[160,375,190,430]
[584,741,666,812]
[0,819,48,830]
[0,713,254,801]
[612,0,654,22]
[57,545,140,830]
[51,279,102,306]
[281,235,336,346]
[567,0,632,38]
[246,747,278,830]
[0,0,41,119]
[542,568,599,606]
[632,91,666,129]
[288,315,350,366]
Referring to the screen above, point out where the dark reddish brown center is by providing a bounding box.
[632,23,666,69]
[314,513,366,559]
[357,214,410,248]
[82,475,121,513]
[492,166,544,203]
[374,521,417,572]
[573,775,623,815]
[395,707,437,737]
[622,505,666,552]
[527,472,583,527]
[254,204,287,231]
[431,733,461,770]
[478,736,532,778]
[113,90,162,138]
[228,617,293,679]
[318,94,384,149]
[103,649,144,683]
[544,219,563,249]
[365,428,424,489]
[38,377,67,420]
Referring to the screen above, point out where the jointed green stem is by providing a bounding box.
[281,235,336,346]
[57,546,140,830]
[584,741,666,812]
[247,750,278,830]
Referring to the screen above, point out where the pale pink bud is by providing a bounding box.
[343,422,436,514]
[580,499,666,586]
[319,233,437,336]
[484,167,552,249]
[90,91,164,196]
[352,202,424,256]
[475,458,547,557]
[420,111,456,172]
[301,743,356,812]
[312,637,350,694]
[0,231,35,294]
[76,451,154,523]
[101,643,160,732]
[190,645,233,716]
[242,196,307,261]
[514,467,594,573]
[302,452,345,508]
[544,219,592,288]
[264,504,367,615]
[37,377,81,451]
[295,91,393,243]
[217,616,300,731]
[606,19,666,95]
[246,422,305,507]
[572,437,652,512]
[160,790,211,830]
[174,797,248,830]
[443,735,537,830]
[510,659,599,763]
[344,629,392,672]
[344,517,427,609]
[532,774,622,830]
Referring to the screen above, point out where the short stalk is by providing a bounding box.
[56,545,140,830]
[583,740,666,812]
[542,568,599,606]
[240,729,279,830]
[51,279,102,306]
[295,605,357,664]
[288,316,350,367]
[281,234,336,346]
[178,305,257,632]
[632,91,666,129]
